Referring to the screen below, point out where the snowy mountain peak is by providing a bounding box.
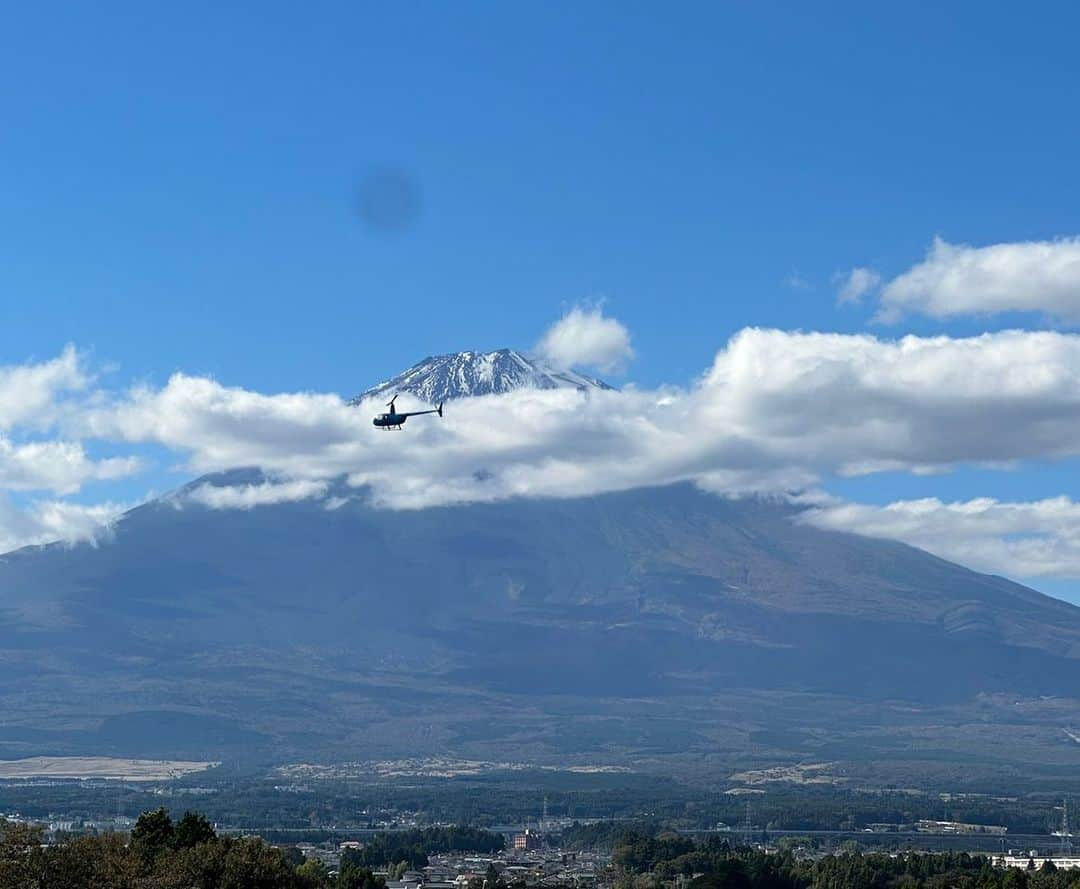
[351,348,613,404]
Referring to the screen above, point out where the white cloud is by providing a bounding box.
[802,495,1080,579]
[63,328,1080,513]
[0,348,140,497]
[836,266,881,304]
[12,329,1080,583]
[0,345,90,431]
[0,437,141,495]
[877,236,1080,322]
[22,331,1080,581]
[185,478,329,510]
[4,328,1080,586]
[0,495,130,555]
[80,373,360,479]
[536,305,634,373]
[698,327,1080,472]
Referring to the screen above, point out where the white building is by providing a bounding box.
[995,855,1080,870]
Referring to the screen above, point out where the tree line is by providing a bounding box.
[611,831,1080,889]
[0,808,384,889]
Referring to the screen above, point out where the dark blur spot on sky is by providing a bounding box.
[355,167,421,236]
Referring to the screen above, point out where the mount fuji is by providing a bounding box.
[0,353,1077,787]
[350,348,612,405]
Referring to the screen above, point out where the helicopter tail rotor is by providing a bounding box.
[437,402,443,418]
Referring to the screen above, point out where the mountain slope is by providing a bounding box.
[0,477,1077,776]
[351,349,612,404]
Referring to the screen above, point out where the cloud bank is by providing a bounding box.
[62,327,1080,511]
[6,326,1080,583]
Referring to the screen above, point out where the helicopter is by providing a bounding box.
[373,395,444,430]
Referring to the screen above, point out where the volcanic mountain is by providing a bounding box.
[0,354,1078,785]
[351,348,611,404]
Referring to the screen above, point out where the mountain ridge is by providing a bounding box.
[0,477,1077,777]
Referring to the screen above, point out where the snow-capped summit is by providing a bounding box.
[351,348,612,404]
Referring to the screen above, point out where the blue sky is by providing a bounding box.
[4,2,1080,601]
[5,1,1079,390]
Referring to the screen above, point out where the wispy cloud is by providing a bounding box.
[835,266,881,304]
[0,495,131,555]
[784,272,814,291]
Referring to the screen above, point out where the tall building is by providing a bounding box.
[512,829,543,851]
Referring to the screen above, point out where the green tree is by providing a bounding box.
[281,846,306,868]
[150,839,229,889]
[339,861,386,889]
[0,820,47,889]
[174,810,216,849]
[219,836,303,889]
[1002,867,1028,889]
[44,832,138,889]
[130,807,175,865]
[296,856,333,888]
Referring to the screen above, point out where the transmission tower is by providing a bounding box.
[742,801,754,847]
[1061,799,1073,856]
